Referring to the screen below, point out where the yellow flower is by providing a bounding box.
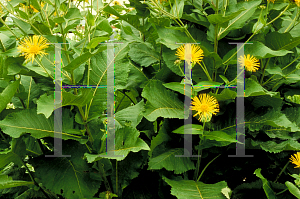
[112,0,120,5]
[267,0,275,3]
[290,152,300,168]
[238,54,260,72]
[17,35,49,63]
[295,0,300,6]
[175,44,204,67]
[191,93,219,123]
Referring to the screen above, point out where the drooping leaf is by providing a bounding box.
[142,80,184,122]
[172,124,204,135]
[0,108,87,142]
[163,176,229,198]
[148,148,195,174]
[128,43,160,67]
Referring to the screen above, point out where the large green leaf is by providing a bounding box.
[254,168,277,199]
[85,126,150,161]
[29,141,100,199]
[0,175,33,189]
[163,176,229,199]
[142,80,184,122]
[0,138,26,169]
[245,78,278,97]
[156,27,194,50]
[246,108,300,133]
[0,108,87,142]
[128,43,160,67]
[115,100,144,130]
[0,79,20,114]
[148,148,195,174]
[249,139,300,153]
[244,41,292,59]
[218,0,261,40]
[265,32,300,51]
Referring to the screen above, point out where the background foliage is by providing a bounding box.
[1,0,300,198]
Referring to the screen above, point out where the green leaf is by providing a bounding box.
[163,176,229,198]
[148,148,195,174]
[115,100,144,130]
[29,141,100,199]
[156,27,194,50]
[0,138,26,169]
[245,41,292,59]
[63,45,106,72]
[286,95,300,104]
[11,17,31,35]
[246,108,300,133]
[172,124,204,135]
[0,108,88,142]
[207,9,245,28]
[254,168,277,199]
[204,131,243,144]
[65,8,83,21]
[87,126,150,161]
[128,43,160,67]
[245,78,278,97]
[218,0,261,40]
[286,181,300,199]
[0,79,20,114]
[0,175,33,189]
[86,37,110,49]
[209,88,237,101]
[53,17,65,24]
[37,93,54,118]
[249,139,300,153]
[86,10,95,26]
[170,0,185,18]
[265,32,300,51]
[62,89,94,108]
[142,80,184,122]
[181,13,210,28]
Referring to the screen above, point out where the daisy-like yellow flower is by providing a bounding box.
[238,54,260,72]
[17,35,49,63]
[175,44,204,67]
[290,152,300,168]
[191,93,220,123]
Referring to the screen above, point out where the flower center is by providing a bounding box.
[244,60,251,68]
[200,104,209,112]
[29,46,40,54]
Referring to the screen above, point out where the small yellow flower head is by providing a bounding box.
[191,93,220,123]
[175,44,204,67]
[290,152,300,168]
[267,0,275,3]
[238,54,260,72]
[17,35,49,64]
[113,0,121,5]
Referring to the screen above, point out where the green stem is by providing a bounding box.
[194,122,205,181]
[35,59,54,80]
[276,188,288,195]
[115,94,126,112]
[260,58,270,85]
[27,77,33,109]
[284,6,299,33]
[97,161,112,193]
[274,160,290,183]
[197,154,221,181]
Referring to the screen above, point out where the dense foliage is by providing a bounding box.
[1,0,300,198]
